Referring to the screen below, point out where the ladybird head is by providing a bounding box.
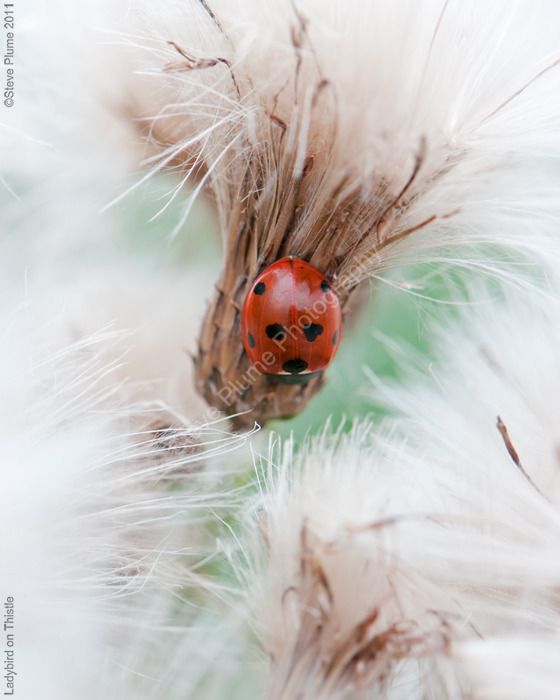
[241,258,342,382]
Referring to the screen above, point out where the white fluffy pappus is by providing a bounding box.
[251,425,471,699]
[3,5,265,693]
[371,286,560,698]
[248,283,560,699]
[130,0,560,279]
[0,289,260,699]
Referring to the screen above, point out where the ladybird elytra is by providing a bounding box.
[241,257,342,382]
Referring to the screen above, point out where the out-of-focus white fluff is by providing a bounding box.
[0,286,261,699]
[1,13,255,683]
[252,284,560,699]
[3,4,266,698]
[253,425,472,699]
[379,287,560,698]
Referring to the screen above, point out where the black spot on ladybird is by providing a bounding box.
[283,358,308,374]
[333,330,338,345]
[266,323,285,340]
[247,332,255,348]
[320,280,331,293]
[303,323,323,342]
[254,282,266,295]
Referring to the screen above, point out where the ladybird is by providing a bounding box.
[242,257,342,384]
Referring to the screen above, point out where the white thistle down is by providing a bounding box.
[115,0,560,422]
[0,293,262,699]
[251,284,560,699]
[2,4,264,696]
[132,0,560,275]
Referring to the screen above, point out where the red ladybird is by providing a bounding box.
[242,257,342,383]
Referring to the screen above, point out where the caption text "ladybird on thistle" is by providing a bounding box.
[3,596,15,696]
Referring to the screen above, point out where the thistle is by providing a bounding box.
[139,0,560,426]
